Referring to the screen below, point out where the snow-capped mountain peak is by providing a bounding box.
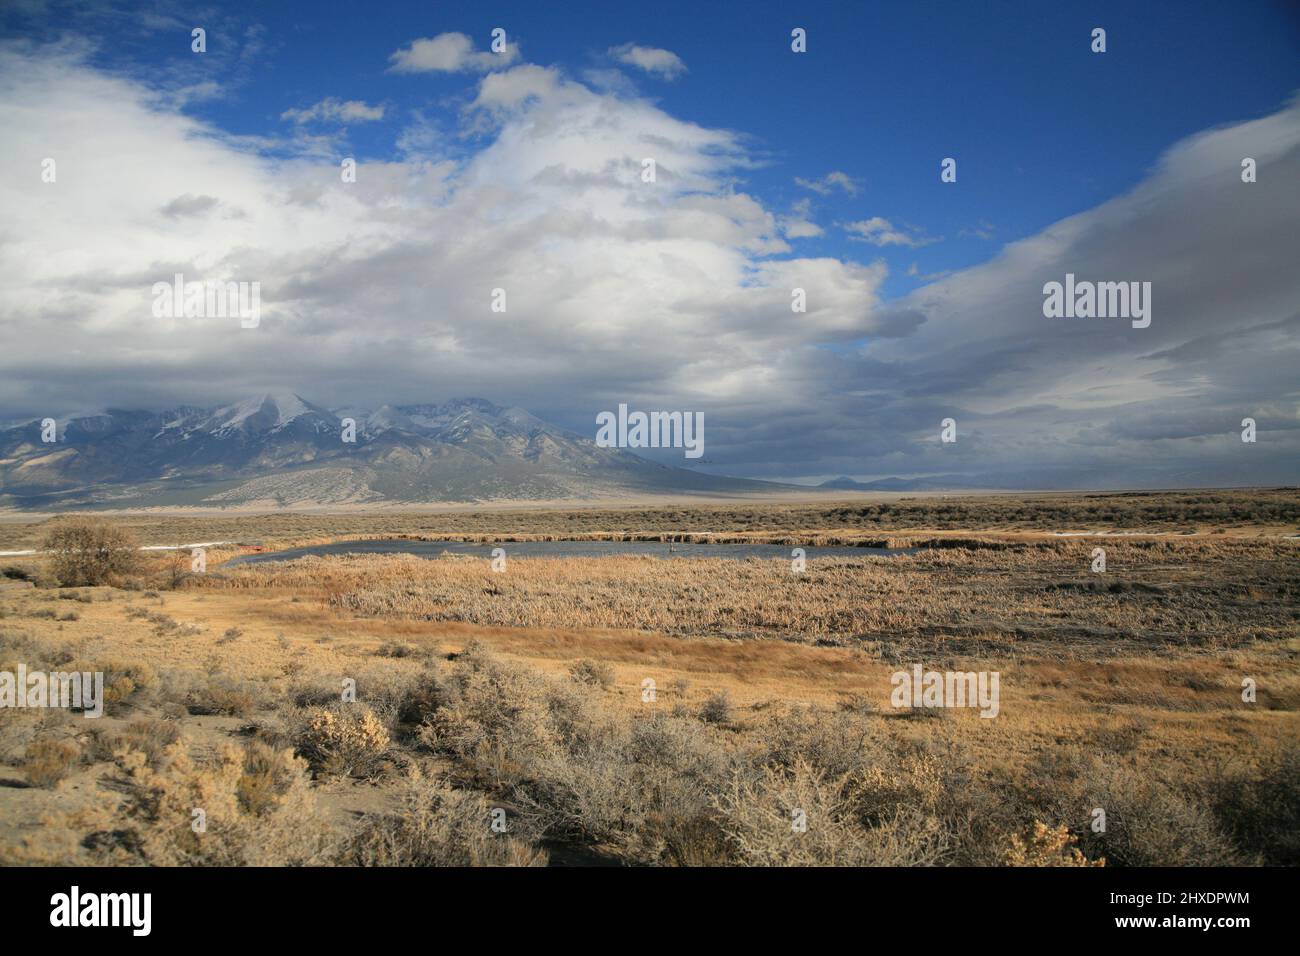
[202,392,333,436]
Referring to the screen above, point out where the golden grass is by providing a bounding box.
[197,538,1300,660]
[1,487,1296,551]
[0,497,1297,866]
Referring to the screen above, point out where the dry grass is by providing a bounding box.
[1,487,1295,552]
[200,537,1299,657]
[0,495,1296,866]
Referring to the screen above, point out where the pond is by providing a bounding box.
[224,538,913,565]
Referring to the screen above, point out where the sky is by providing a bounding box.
[1,0,1297,488]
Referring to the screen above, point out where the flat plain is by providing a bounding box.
[1,489,1296,866]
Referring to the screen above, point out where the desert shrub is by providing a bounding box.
[90,718,181,771]
[521,710,733,864]
[713,758,949,866]
[187,676,261,717]
[568,658,615,689]
[237,740,314,816]
[0,629,60,669]
[699,690,732,724]
[148,613,179,634]
[42,518,140,587]
[394,671,447,728]
[418,644,563,786]
[743,707,1011,864]
[844,750,948,825]
[297,706,391,778]
[23,737,81,788]
[345,769,547,866]
[1003,822,1104,867]
[1061,759,1243,866]
[97,659,160,714]
[419,645,734,864]
[1205,745,1300,865]
[750,705,879,776]
[349,667,424,731]
[66,739,333,866]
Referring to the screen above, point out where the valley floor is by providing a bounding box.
[1,492,1297,866]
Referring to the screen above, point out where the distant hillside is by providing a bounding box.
[817,475,1003,492]
[0,393,790,509]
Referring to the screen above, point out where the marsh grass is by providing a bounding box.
[201,537,1298,655]
[1,494,1296,867]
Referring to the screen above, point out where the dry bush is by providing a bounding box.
[297,706,391,778]
[187,676,261,717]
[23,736,81,787]
[698,690,732,724]
[61,739,334,865]
[42,518,140,587]
[90,718,181,771]
[568,658,615,689]
[714,759,949,866]
[412,645,981,866]
[1204,744,1300,865]
[345,769,547,866]
[522,708,734,865]
[0,631,158,718]
[418,642,565,786]
[751,705,877,775]
[349,667,426,731]
[96,659,160,714]
[1058,758,1244,866]
[418,644,733,864]
[156,552,193,590]
[3,561,59,589]
[1003,822,1104,866]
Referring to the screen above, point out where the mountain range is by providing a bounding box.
[816,475,999,492]
[0,393,793,510]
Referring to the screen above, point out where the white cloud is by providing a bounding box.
[906,262,950,282]
[472,64,564,112]
[0,43,885,427]
[795,170,859,196]
[779,198,822,238]
[388,32,518,74]
[842,216,936,247]
[1,40,1295,487]
[281,97,385,125]
[608,43,687,80]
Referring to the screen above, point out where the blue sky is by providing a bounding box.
[1,0,1298,487]
[21,0,1298,297]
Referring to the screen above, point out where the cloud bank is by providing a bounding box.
[0,40,1296,487]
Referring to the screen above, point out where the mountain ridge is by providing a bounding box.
[0,393,792,509]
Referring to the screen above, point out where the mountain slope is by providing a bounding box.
[0,394,786,508]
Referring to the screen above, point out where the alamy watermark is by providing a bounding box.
[152,273,261,328]
[1042,273,1150,328]
[1,665,104,718]
[891,665,1000,718]
[50,886,150,936]
[595,404,704,459]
